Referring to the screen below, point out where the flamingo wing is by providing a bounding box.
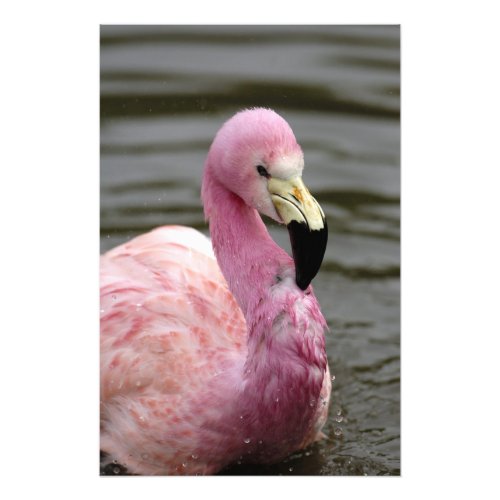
[100,225,246,472]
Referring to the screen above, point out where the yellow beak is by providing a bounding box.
[268,176,327,290]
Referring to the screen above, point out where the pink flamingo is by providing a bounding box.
[100,108,331,475]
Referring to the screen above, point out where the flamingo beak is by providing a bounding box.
[269,176,328,290]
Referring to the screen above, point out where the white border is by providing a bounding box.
[2,1,499,498]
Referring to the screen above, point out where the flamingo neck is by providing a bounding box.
[206,179,291,317]
[203,176,327,454]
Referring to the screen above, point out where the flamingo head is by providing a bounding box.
[203,107,328,290]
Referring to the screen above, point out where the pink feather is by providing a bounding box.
[100,108,331,475]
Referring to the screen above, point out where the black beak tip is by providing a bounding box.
[287,219,328,291]
[296,274,311,291]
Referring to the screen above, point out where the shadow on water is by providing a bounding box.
[100,24,400,476]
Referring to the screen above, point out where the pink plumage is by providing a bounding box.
[100,108,331,475]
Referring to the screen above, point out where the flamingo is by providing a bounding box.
[100,108,331,475]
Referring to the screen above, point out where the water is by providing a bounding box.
[100,25,400,476]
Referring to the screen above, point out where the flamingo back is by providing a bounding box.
[100,225,246,474]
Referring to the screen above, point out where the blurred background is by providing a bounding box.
[100,25,400,476]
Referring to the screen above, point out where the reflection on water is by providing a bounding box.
[100,25,400,476]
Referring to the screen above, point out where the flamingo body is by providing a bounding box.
[100,108,331,475]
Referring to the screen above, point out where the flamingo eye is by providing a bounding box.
[256,165,270,178]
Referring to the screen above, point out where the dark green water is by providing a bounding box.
[100,25,400,476]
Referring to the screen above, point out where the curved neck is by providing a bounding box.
[205,177,291,317]
[201,172,327,459]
